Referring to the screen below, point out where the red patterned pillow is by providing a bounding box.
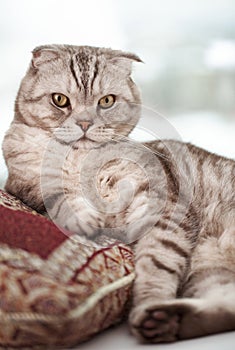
[0,189,134,348]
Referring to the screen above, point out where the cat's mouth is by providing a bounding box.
[72,136,99,150]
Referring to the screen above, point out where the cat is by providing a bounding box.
[2,44,235,343]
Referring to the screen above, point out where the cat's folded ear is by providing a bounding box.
[31,46,59,69]
[109,51,143,75]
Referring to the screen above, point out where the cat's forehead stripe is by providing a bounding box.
[69,51,100,95]
[70,57,81,90]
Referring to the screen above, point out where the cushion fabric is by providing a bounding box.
[0,189,134,348]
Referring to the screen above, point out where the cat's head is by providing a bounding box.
[15,44,142,149]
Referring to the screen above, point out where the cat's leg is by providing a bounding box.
[130,228,235,343]
[178,228,235,339]
[129,224,192,343]
[45,193,106,238]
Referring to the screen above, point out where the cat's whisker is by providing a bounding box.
[105,131,170,161]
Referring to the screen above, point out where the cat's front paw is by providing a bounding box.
[64,202,105,238]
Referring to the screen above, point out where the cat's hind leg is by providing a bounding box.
[178,229,235,339]
[129,228,235,343]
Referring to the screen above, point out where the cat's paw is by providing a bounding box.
[129,300,203,343]
[129,302,182,343]
[64,203,105,238]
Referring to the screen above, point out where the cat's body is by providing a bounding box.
[2,45,235,343]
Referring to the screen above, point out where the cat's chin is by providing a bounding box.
[72,138,101,150]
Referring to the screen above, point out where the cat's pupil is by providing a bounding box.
[58,96,62,102]
[105,97,109,104]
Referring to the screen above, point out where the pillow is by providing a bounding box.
[0,189,135,348]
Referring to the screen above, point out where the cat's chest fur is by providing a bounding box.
[62,144,152,231]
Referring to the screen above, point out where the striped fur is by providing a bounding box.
[130,141,235,342]
[2,45,235,343]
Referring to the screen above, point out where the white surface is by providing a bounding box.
[75,322,235,350]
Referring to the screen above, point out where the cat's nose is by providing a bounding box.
[77,121,93,132]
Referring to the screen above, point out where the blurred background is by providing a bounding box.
[0,0,235,188]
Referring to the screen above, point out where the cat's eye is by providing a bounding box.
[52,93,70,108]
[98,95,115,109]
